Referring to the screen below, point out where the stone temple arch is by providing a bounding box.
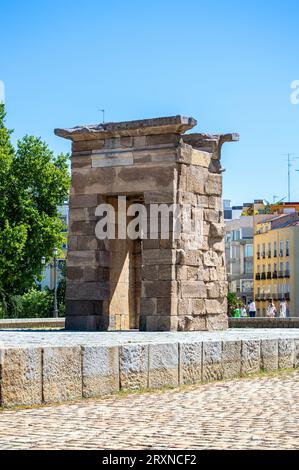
[55,115,238,331]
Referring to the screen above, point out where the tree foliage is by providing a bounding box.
[0,104,70,313]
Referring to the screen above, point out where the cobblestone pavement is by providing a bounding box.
[0,371,298,450]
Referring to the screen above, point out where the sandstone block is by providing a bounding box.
[149,343,179,388]
[180,281,207,298]
[278,338,295,369]
[205,174,222,195]
[179,342,202,384]
[206,313,228,330]
[0,347,42,407]
[261,339,278,371]
[43,347,82,403]
[119,344,148,390]
[82,346,119,398]
[202,341,223,381]
[241,340,260,375]
[222,341,241,379]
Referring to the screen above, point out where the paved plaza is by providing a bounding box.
[1,328,299,347]
[0,370,298,450]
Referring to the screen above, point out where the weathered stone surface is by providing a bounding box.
[82,346,119,398]
[278,338,295,369]
[222,340,241,379]
[241,340,260,375]
[0,348,42,407]
[120,344,148,390]
[179,342,202,384]
[56,115,237,332]
[149,343,179,388]
[261,339,278,371]
[202,341,223,381]
[43,347,82,403]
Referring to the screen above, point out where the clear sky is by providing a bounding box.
[1,0,299,205]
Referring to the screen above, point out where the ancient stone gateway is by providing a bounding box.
[55,116,238,331]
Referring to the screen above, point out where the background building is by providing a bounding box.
[254,212,299,317]
[39,201,69,290]
[225,217,254,304]
[223,199,243,221]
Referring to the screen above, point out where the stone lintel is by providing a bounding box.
[55,115,197,141]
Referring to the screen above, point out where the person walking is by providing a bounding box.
[279,299,287,318]
[248,300,256,318]
[241,305,247,317]
[266,300,277,318]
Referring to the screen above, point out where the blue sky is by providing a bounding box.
[1,0,299,205]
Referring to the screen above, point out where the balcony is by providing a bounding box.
[255,273,261,280]
[261,273,266,280]
[272,271,278,279]
[267,272,272,279]
[285,270,290,278]
[278,271,284,278]
[267,251,271,258]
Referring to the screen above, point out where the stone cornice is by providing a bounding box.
[55,115,197,141]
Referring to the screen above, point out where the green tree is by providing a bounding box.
[0,104,70,315]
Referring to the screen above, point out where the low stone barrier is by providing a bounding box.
[1,333,298,408]
[0,318,65,329]
[229,317,299,328]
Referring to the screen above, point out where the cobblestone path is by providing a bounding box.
[0,371,298,450]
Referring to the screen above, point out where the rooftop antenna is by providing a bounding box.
[283,153,299,202]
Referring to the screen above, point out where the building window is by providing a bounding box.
[268,242,271,257]
[244,260,253,274]
[232,230,240,241]
[262,243,266,258]
[245,244,253,257]
[274,241,277,257]
[286,240,289,256]
[279,240,284,257]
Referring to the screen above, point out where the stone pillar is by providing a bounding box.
[55,116,238,331]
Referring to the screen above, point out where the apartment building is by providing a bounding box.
[254,212,299,317]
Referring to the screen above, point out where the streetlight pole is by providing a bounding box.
[53,247,58,318]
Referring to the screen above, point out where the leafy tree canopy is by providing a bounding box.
[0,104,70,303]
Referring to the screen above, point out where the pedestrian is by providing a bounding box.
[240,305,247,317]
[279,299,287,318]
[248,299,256,318]
[232,304,241,318]
[266,300,277,318]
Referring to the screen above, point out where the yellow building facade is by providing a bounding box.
[253,214,299,317]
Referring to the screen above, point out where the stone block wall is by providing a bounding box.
[55,116,238,331]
